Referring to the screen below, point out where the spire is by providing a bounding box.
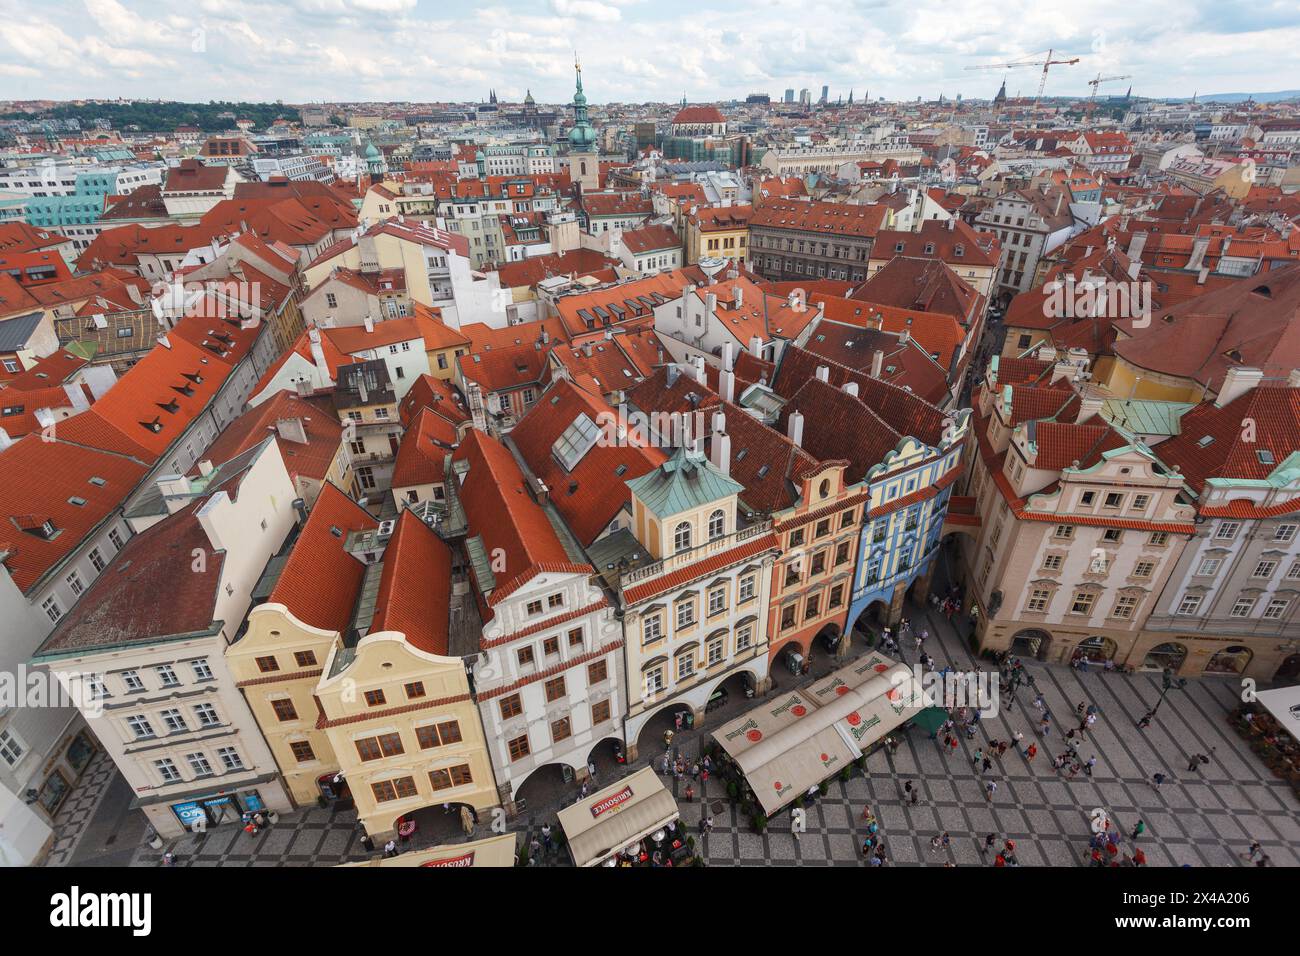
[574,53,583,95]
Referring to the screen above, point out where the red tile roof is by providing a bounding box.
[196,391,342,487]
[392,406,456,488]
[0,435,148,594]
[672,105,726,125]
[454,429,590,607]
[751,199,887,238]
[268,482,375,633]
[369,508,453,656]
[511,379,666,546]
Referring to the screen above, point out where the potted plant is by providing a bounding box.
[818,780,830,796]
[726,780,739,800]
[840,766,852,782]
[686,836,696,853]
[751,813,767,834]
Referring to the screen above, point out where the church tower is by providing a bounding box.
[568,57,600,194]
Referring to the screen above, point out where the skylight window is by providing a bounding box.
[1197,435,1215,448]
[1257,449,1275,465]
[552,413,601,471]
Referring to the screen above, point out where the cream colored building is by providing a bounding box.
[613,448,779,758]
[33,438,298,837]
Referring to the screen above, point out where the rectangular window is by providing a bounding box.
[588,659,608,684]
[1112,595,1138,620]
[154,758,182,783]
[190,659,213,681]
[708,587,726,617]
[508,734,531,762]
[592,699,611,725]
[551,716,572,743]
[828,584,844,609]
[1027,588,1052,612]
[89,548,105,573]
[1149,532,1169,546]
[290,741,316,763]
[1176,594,1203,615]
[126,715,154,739]
[193,703,219,727]
[738,577,755,603]
[272,699,297,722]
[1230,597,1255,618]
[1132,561,1155,578]
[676,653,695,680]
[1263,599,1290,620]
[1215,522,1241,540]
[371,777,417,803]
[1103,492,1123,508]
[1070,591,1096,616]
[517,646,535,667]
[643,613,663,644]
[1054,525,1074,540]
[255,656,279,673]
[1131,495,1150,511]
[155,664,179,687]
[186,753,214,777]
[1275,524,1298,543]
[404,681,426,699]
[294,650,318,667]
[499,694,522,720]
[544,676,566,702]
[568,627,584,648]
[1042,554,1063,571]
[363,689,386,707]
[430,765,473,791]
[543,636,559,656]
[676,600,695,630]
[644,666,665,695]
[1196,557,1222,576]
[1252,560,1277,579]
[121,670,145,692]
[736,625,753,651]
[215,749,243,772]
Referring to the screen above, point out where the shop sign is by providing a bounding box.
[589,785,634,819]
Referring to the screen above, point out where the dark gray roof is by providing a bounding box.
[0,312,44,351]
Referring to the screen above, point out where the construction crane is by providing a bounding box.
[1085,73,1132,118]
[965,49,1081,109]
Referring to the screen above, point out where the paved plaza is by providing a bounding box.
[49,593,1299,869]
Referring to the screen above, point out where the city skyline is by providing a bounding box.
[1,0,1299,105]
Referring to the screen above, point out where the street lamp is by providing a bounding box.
[1147,667,1187,720]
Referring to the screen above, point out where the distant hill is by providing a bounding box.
[1174,90,1300,104]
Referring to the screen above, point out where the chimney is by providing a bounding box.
[197,460,215,477]
[1127,231,1148,261]
[308,326,330,380]
[692,355,706,385]
[843,381,860,398]
[787,409,804,447]
[733,286,743,308]
[748,335,763,358]
[1215,366,1264,407]
[275,417,309,444]
[871,349,884,378]
[705,292,718,314]
[1075,393,1105,424]
[899,328,910,346]
[1289,368,1300,388]
[666,364,681,388]
[583,342,594,358]
[363,313,374,333]
[815,365,830,383]
[1187,235,1211,272]
[721,340,734,372]
[710,429,732,477]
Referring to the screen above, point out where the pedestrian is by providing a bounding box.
[930,835,943,852]
[1084,755,1097,777]
[996,740,1008,758]
[1077,700,1086,717]
[1132,847,1147,867]
[982,756,993,773]
[1131,820,1145,841]
[910,787,919,806]
[1011,729,1024,750]
[983,833,996,853]
[1256,854,1272,868]
[863,838,875,858]
[701,814,714,834]
[1151,772,1167,788]
[529,836,541,859]
[587,760,597,781]
[162,851,176,867]
[1034,693,1047,713]
[1039,717,1051,737]
[973,747,984,766]
[1245,841,1262,862]
[984,780,997,801]
[685,782,695,801]
[903,780,913,799]
[1137,712,1153,730]
[690,762,700,778]
[941,832,950,850]
[947,736,959,755]
[1023,743,1037,761]
[383,838,398,858]
[541,823,553,852]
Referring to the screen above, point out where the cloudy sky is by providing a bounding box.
[1,0,1298,104]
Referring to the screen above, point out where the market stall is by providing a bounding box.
[713,653,923,816]
[338,832,518,868]
[557,766,680,867]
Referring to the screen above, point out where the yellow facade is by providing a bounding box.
[1099,353,1206,403]
[228,604,341,805]
[316,632,498,840]
[687,221,749,266]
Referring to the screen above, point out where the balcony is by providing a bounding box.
[621,521,771,589]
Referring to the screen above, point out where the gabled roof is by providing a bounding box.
[1154,386,1300,494]
[850,255,982,326]
[512,379,666,546]
[369,509,453,656]
[453,429,589,607]
[0,435,148,594]
[267,482,375,633]
[392,406,456,488]
[751,198,887,238]
[196,391,342,487]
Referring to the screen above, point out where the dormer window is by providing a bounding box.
[157,400,180,414]
[140,418,163,434]
[673,521,693,553]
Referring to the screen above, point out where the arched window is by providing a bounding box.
[673,521,693,553]
[707,509,726,541]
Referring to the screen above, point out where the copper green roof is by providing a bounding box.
[625,446,743,519]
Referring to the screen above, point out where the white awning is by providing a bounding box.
[1255,685,1300,742]
[714,653,923,815]
[557,766,680,867]
[337,832,518,868]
